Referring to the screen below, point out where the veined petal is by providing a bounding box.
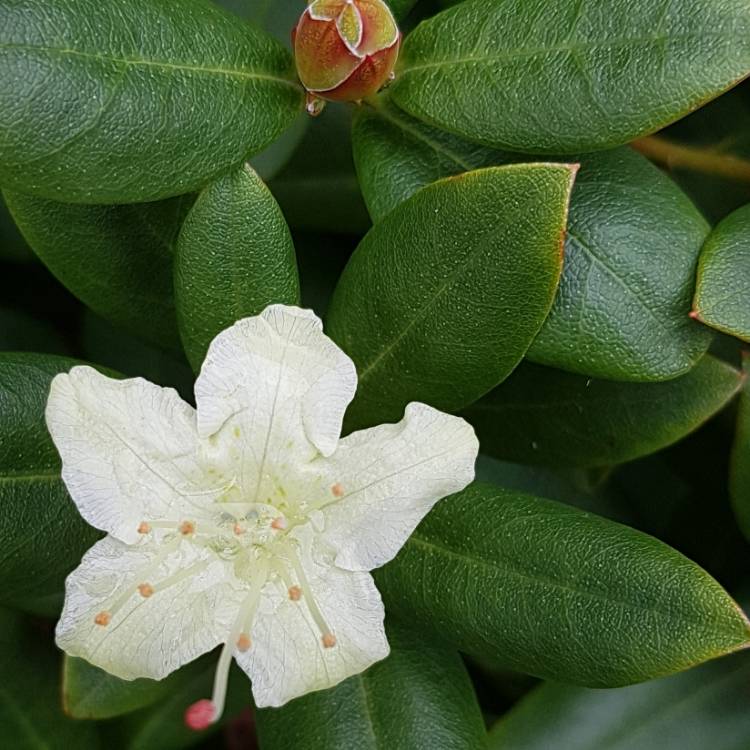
[236,554,388,708]
[308,0,345,21]
[56,536,241,681]
[357,0,399,54]
[195,306,357,504]
[46,366,204,544]
[316,402,478,571]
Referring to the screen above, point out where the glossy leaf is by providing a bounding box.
[464,356,743,467]
[391,0,750,153]
[63,656,178,720]
[0,353,102,616]
[354,105,711,380]
[327,164,575,428]
[731,356,750,541]
[109,657,248,750]
[174,165,300,370]
[256,623,486,750]
[376,483,750,687]
[0,0,303,203]
[488,650,750,749]
[693,203,750,342]
[4,191,191,351]
[0,609,100,748]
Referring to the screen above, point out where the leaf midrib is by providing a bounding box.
[0,42,300,89]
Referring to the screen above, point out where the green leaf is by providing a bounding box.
[3,191,191,351]
[488,650,750,750]
[327,164,575,428]
[63,656,178,721]
[693,203,750,342]
[0,353,102,616]
[174,165,300,370]
[0,0,302,204]
[464,357,743,468]
[731,356,750,541]
[354,104,711,380]
[0,307,69,355]
[0,194,32,263]
[0,609,101,749]
[376,482,750,687]
[109,657,248,750]
[256,623,486,750]
[391,0,750,153]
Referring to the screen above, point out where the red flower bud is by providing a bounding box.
[293,0,401,113]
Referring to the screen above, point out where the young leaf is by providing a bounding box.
[0,353,103,616]
[174,165,300,370]
[4,191,190,351]
[730,356,750,541]
[256,623,486,750]
[376,483,750,687]
[327,164,576,429]
[354,105,712,380]
[693,203,750,342]
[0,609,100,749]
[0,0,303,203]
[63,656,178,721]
[488,650,750,749]
[464,357,743,467]
[391,0,750,153]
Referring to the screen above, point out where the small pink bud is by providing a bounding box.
[184,699,215,731]
[293,0,400,109]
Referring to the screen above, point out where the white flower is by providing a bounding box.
[47,305,478,727]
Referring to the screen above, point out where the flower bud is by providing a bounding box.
[293,0,401,113]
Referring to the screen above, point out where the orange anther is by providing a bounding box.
[331,483,345,498]
[233,523,246,536]
[138,583,154,598]
[179,520,196,536]
[94,611,111,626]
[271,517,287,531]
[288,586,302,601]
[137,521,151,534]
[322,633,337,648]
[236,633,252,652]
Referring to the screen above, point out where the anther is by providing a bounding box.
[331,482,344,498]
[271,517,287,530]
[288,585,302,601]
[94,611,111,626]
[138,583,154,598]
[137,521,151,534]
[233,523,246,536]
[322,633,337,648]
[236,633,252,652]
[179,520,196,536]
[185,699,215,731]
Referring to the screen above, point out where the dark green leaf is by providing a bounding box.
[693,202,750,342]
[376,483,750,687]
[4,191,190,351]
[327,164,575,428]
[0,194,32,263]
[0,307,69,355]
[391,0,750,152]
[0,609,100,748]
[464,356,743,467]
[256,623,486,750]
[488,650,750,750]
[0,353,103,616]
[354,104,711,380]
[0,0,302,203]
[109,657,248,750]
[731,356,750,541]
[63,656,177,720]
[174,165,300,370]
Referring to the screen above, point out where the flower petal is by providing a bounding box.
[195,306,357,505]
[46,366,204,544]
[56,536,241,681]
[316,402,478,571]
[236,555,388,708]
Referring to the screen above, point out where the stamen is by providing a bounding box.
[137,583,154,598]
[288,585,302,601]
[94,611,111,626]
[271,517,287,531]
[189,558,270,731]
[285,546,335,646]
[331,482,344,498]
[179,520,196,536]
[137,521,151,534]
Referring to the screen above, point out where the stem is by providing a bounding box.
[632,136,750,184]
